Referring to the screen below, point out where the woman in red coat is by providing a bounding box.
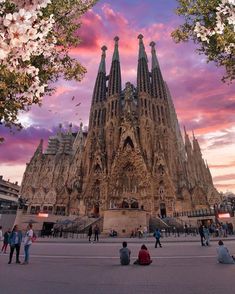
[134,244,152,265]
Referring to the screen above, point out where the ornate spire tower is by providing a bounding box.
[89,45,107,131]
[107,36,121,97]
[137,34,151,95]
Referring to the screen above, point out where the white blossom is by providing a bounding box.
[0,0,56,101]
[194,0,235,51]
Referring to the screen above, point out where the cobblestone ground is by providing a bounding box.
[1,238,235,294]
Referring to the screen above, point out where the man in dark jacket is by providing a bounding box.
[8,225,23,264]
[93,225,100,242]
[199,224,205,246]
[154,229,162,248]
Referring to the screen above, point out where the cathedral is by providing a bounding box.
[20,35,221,223]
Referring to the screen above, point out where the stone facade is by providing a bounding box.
[20,35,221,220]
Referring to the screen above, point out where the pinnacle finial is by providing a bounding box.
[112,36,120,62]
[99,46,107,73]
[150,41,156,48]
[138,34,144,41]
[114,36,119,43]
[101,45,107,52]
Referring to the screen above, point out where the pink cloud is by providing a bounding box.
[213,174,235,182]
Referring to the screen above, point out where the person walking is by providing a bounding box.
[22,223,34,265]
[217,240,235,264]
[154,228,162,248]
[8,225,22,264]
[94,224,100,242]
[1,228,11,254]
[203,226,210,246]
[134,244,152,265]
[199,224,205,246]
[119,241,131,265]
[88,226,92,242]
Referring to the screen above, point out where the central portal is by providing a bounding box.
[160,203,166,218]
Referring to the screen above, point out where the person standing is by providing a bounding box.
[119,241,131,265]
[22,223,34,265]
[203,226,210,246]
[8,225,22,264]
[94,224,100,242]
[199,224,205,246]
[154,228,162,248]
[1,228,11,254]
[88,226,92,242]
[143,226,148,239]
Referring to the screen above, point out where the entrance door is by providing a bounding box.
[160,203,167,218]
[93,205,99,217]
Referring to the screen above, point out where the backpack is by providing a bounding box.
[32,232,37,242]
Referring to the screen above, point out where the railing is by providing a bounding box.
[173,208,234,218]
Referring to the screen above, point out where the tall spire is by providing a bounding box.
[91,45,107,105]
[149,41,167,99]
[112,36,120,61]
[149,41,159,69]
[137,34,150,94]
[108,36,122,96]
[138,34,148,61]
[98,45,107,73]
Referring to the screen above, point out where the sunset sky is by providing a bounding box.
[0,0,235,193]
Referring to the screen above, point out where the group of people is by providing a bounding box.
[120,242,152,266]
[87,224,100,242]
[119,239,235,266]
[130,226,148,238]
[0,224,34,265]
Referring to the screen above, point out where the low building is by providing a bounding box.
[0,175,20,230]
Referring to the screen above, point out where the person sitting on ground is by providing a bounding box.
[217,240,235,264]
[119,241,131,265]
[134,244,152,265]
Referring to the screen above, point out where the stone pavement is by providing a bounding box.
[1,238,235,294]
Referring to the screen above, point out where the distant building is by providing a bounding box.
[20,35,221,231]
[0,175,20,230]
[0,175,19,209]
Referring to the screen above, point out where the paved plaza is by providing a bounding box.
[1,237,235,294]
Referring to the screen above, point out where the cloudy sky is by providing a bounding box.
[0,0,235,193]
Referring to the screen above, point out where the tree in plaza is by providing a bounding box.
[0,0,97,139]
[171,0,235,82]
